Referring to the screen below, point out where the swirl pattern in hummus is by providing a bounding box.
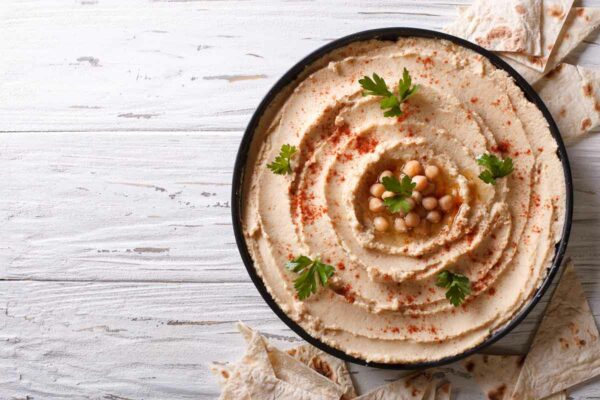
[242,38,566,364]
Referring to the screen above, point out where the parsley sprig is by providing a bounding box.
[267,144,297,175]
[359,68,420,117]
[381,175,416,214]
[436,270,471,307]
[477,153,514,185]
[286,255,334,300]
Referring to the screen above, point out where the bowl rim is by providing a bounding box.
[230,27,573,370]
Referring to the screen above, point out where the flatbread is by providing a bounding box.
[354,372,433,400]
[237,323,345,398]
[219,367,337,400]
[501,0,574,72]
[445,0,542,55]
[462,354,524,400]
[434,382,451,400]
[512,261,600,398]
[211,323,343,399]
[502,7,600,84]
[534,63,600,141]
[288,343,357,399]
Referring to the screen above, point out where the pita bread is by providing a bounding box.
[288,343,357,399]
[462,354,524,400]
[236,323,345,398]
[534,63,600,141]
[461,354,569,399]
[219,367,338,400]
[502,7,600,84]
[512,261,600,398]
[211,323,344,399]
[501,0,574,72]
[434,382,451,400]
[445,0,542,55]
[354,372,433,400]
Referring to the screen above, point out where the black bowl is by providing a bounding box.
[231,28,573,369]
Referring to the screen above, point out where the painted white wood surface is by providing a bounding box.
[1,1,600,399]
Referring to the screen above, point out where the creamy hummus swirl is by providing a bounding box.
[242,37,566,364]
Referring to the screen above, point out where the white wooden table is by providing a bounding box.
[2,1,600,398]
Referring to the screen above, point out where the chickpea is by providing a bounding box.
[422,196,438,211]
[369,197,385,212]
[422,183,436,196]
[412,175,428,192]
[411,191,423,204]
[439,195,455,212]
[373,216,389,232]
[394,217,408,233]
[382,191,395,199]
[370,183,385,198]
[404,197,416,211]
[379,170,393,182]
[425,165,440,180]
[405,212,421,228]
[426,210,442,224]
[403,160,423,178]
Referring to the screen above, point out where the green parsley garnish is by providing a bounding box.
[381,175,416,214]
[267,144,297,175]
[436,270,471,307]
[359,68,420,117]
[286,255,334,300]
[476,153,514,185]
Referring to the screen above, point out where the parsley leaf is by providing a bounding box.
[359,68,419,118]
[286,255,334,300]
[398,67,420,102]
[267,144,297,175]
[435,270,471,307]
[476,153,514,184]
[381,175,416,214]
[384,197,413,214]
[358,73,393,97]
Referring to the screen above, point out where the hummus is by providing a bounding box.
[241,37,567,364]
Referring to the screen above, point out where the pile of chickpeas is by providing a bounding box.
[368,160,456,233]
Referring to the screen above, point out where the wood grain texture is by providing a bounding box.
[2,0,600,398]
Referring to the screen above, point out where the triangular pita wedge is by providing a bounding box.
[501,0,574,72]
[236,322,345,398]
[288,343,357,399]
[461,354,568,399]
[502,7,600,84]
[219,367,337,400]
[512,261,600,398]
[354,372,433,400]
[434,382,451,400]
[210,323,343,399]
[462,354,524,399]
[445,0,542,55]
[534,63,600,141]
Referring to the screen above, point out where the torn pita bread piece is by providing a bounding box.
[502,7,600,84]
[434,382,451,400]
[501,0,574,72]
[534,63,600,141]
[210,323,344,400]
[512,261,600,399]
[462,354,524,400]
[354,372,433,400]
[461,354,568,399]
[287,343,357,399]
[445,0,542,55]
